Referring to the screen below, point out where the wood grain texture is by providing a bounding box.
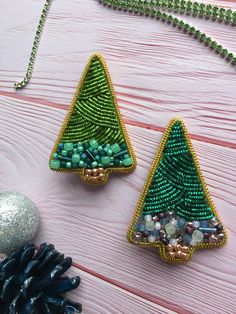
[0,0,236,313]
[67,268,177,314]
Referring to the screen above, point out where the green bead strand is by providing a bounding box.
[14,0,53,90]
[15,0,236,89]
[99,0,236,66]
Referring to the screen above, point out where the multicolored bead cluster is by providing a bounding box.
[50,139,133,170]
[133,210,224,260]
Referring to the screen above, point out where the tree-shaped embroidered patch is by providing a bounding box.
[49,54,136,184]
[127,118,227,264]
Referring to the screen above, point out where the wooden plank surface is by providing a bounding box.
[68,268,177,314]
[0,0,236,313]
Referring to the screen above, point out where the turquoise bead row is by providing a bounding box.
[50,139,133,170]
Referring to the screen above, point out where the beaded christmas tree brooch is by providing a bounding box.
[127,118,227,264]
[49,54,136,184]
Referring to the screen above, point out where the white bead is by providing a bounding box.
[169,238,178,246]
[210,217,219,226]
[154,222,161,230]
[146,220,155,231]
[135,232,142,240]
[170,219,178,225]
[144,214,152,221]
[165,223,177,236]
[192,230,204,242]
[148,235,156,243]
[192,221,200,228]
[190,239,197,246]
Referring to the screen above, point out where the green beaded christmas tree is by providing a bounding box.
[127,118,226,264]
[143,120,213,221]
[49,54,136,184]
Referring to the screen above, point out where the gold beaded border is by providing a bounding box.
[49,53,136,185]
[126,117,227,264]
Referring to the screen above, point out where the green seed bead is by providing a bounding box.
[91,161,98,168]
[95,155,100,161]
[66,162,71,168]
[111,143,121,154]
[227,53,234,60]
[114,158,120,166]
[123,158,133,167]
[61,150,67,156]
[205,37,212,45]
[161,13,168,20]
[178,20,185,28]
[194,30,201,38]
[215,45,223,53]
[184,23,190,31]
[101,156,111,165]
[211,41,218,49]
[60,161,66,168]
[199,34,206,42]
[79,160,85,167]
[156,11,162,19]
[221,49,228,57]
[90,139,99,149]
[50,159,60,170]
[172,18,179,26]
[64,143,74,151]
[189,26,195,34]
[232,57,236,65]
[72,154,80,163]
[77,145,84,153]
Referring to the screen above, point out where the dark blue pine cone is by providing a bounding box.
[0,243,82,313]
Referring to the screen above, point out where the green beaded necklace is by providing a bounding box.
[14,0,236,90]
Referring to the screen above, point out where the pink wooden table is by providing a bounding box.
[0,0,236,313]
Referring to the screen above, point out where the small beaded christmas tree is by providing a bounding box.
[49,54,136,184]
[127,118,227,264]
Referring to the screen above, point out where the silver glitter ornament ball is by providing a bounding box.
[0,192,39,254]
